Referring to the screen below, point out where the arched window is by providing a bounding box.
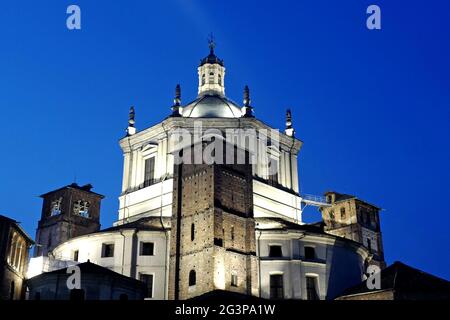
[231,226,235,241]
[189,270,196,286]
[209,72,214,82]
[191,223,195,241]
[218,74,222,85]
[202,74,205,85]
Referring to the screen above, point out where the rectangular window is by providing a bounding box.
[101,243,114,258]
[270,274,284,299]
[306,276,319,300]
[268,159,278,186]
[73,250,79,262]
[340,207,346,219]
[269,245,283,258]
[140,274,154,298]
[144,157,156,187]
[304,247,315,260]
[140,242,154,256]
[231,274,238,287]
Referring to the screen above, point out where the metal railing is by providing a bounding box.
[302,194,329,205]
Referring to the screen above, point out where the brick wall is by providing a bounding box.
[169,156,259,300]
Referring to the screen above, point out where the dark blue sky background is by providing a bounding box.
[0,0,449,279]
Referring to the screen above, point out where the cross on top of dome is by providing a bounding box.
[208,33,216,53]
[200,34,224,66]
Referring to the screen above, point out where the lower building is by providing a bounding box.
[336,261,450,300]
[337,261,450,300]
[27,216,370,300]
[27,261,146,300]
[0,215,34,300]
[28,217,170,299]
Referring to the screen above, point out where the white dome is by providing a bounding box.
[181,94,243,118]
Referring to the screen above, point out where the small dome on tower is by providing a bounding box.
[199,34,224,66]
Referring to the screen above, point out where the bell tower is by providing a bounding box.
[320,191,385,268]
[34,183,104,257]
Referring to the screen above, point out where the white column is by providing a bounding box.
[156,140,163,179]
[134,150,142,189]
[279,151,286,187]
[291,154,299,193]
[285,151,292,189]
[121,230,136,277]
[162,138,168,178]
[122,152,131,192]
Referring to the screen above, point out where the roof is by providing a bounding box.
[340,261,450,297]
[0,214,34,243]
[182,94,242,118]
[256,217,326,233]
[100,216,169,233]
[31,261,144,286]
[51,217,170,251]
[199,48,224,66]
[256,217,369,251]
[324,191,381,210]
[40,183,105,198]
[325,191,356,202]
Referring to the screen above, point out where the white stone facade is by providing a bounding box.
[27,46,372,300]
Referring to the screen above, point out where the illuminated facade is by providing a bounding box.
[28,44,377,300]
[0,215,33,300]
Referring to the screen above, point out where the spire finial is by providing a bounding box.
[171,84,182,117]
[129,106,135,127]
[208,33,216,54]
[285,109,295,137]
[127,106,136,136]
[243,85,254,117]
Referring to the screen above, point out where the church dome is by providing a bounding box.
[181,94,243,118]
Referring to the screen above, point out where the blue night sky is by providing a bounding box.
[0,1,449,279]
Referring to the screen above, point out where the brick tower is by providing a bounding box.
[320,191,385,268]
[34,183,104,257]
[168,145,259,299]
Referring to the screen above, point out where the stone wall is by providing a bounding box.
[169,156,259,300]
[35,186,102,256]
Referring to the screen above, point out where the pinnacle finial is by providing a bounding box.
[243,85,250,106]
[208,33,216,54]
[243,85,254,117]
[128,106,135,127]
[171,84,182,117]
[174,84,181,105]
[285,109,295,137]
[127,106,136,136]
